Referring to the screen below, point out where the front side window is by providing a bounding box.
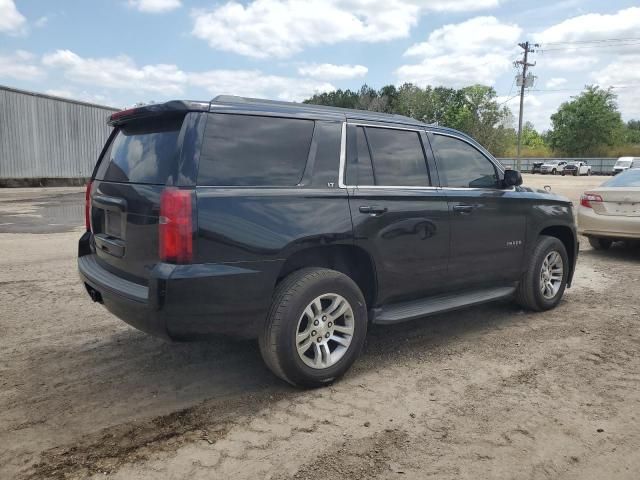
[364,127,430,186]
[431,134,498,188]
[198,114,314,186]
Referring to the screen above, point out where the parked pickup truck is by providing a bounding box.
[79,96,579,387]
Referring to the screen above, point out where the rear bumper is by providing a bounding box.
[577,206,640,240]
[78,233,278,340]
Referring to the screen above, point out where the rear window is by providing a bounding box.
[95,114,184,184]
[198,114,314,186]
[364,127,430,186]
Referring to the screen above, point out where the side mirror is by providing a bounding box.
[503,169,523,187]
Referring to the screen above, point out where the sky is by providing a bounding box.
[1,0,640,130]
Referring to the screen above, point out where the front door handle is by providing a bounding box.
[359,205,388,215]
[453,204,475,214]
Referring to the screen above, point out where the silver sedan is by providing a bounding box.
[578,168,640,249]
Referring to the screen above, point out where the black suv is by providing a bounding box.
[79,96,578,387]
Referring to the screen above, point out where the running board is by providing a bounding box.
[371,286,516,325]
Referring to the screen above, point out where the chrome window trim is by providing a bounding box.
[339,121,438,190]
[348,121,427,132]
[338,122,347,188]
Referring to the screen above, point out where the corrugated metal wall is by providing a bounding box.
[0,86,118,180]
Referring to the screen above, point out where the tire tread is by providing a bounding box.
[516,235,567,311]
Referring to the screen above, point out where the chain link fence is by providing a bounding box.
[498,158,617,175]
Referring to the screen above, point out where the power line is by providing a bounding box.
[539,42,640,53]
[542,37,640,46]
[497,93,520,105]
[527,84,640,94]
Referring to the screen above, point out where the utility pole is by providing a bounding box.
[515,41,537,171]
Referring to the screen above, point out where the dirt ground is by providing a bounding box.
[1,175,639,479]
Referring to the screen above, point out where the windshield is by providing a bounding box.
[602,169,640,187]
[615,159,632,167]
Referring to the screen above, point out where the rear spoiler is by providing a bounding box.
[107,100,210,126]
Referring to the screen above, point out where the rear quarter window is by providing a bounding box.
[197,114,314,186]
[95,114,184,184]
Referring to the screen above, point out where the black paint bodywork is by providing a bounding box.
[78,96,578,340]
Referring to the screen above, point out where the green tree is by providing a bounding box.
[303,89,360,109]
[548,86,624,156]
[447,85,515,156]
[522,121,545,148]
[303,83,516,156]
[623,119,640,144]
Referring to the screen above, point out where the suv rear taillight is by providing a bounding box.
[580,193,603,208]
[159,188,193,264]
[85,180,93,231]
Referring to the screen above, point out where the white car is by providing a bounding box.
[539,160,567,175]
[562,161,592,176]
[612,157,640,175]
[578,168,640,249]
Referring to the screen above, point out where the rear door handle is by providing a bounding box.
[359,205,388,215]
[453,204,475,214]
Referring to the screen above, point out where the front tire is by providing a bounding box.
[552,169,557,175]
[516,235,569,311]
[259,268,367,388]
[588,237,612,250]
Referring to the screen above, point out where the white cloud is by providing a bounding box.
[531,7,640,122]
[535,7,640,46]
[298,63,368,80]
[540,55,599,72]
[397,16,521,87]
[592,55,640,120]
[191,0,502,59]
[0,51,45,80]
[42,50,188,95]
[40,49,334,103]
[0,0,26,35]
[499,92,567,131]
[545,77,567,88]
[128,0,182,13]
[190,70,335,102]
[404,16,520,57]
[34,16,49,28]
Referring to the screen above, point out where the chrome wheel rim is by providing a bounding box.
[295,293,354,369]
[540,251,564,299]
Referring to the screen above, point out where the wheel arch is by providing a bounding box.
[276,245,377,307]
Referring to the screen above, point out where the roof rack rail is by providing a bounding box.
[210,95,423,125]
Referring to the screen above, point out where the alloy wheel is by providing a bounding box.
[295,293,354,369]
[540,251,564,299]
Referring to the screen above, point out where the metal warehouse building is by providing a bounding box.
[0,85,118,186]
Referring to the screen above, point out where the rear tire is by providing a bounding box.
[259,268,367,388]
[516,235,569,311]
[588,237,612,250]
